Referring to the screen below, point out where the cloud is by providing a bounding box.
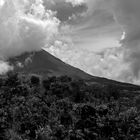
[0,0,60,59]
[65,0,112,15]
[0,0,4,7]
[112,0,140,80]
[65,0,85,6]
[0,61,13,75]
[0,0,61,74]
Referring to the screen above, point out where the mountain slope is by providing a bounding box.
[9,49,140,91]
[9,49,92,79]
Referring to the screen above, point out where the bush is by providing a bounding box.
[30,75,40,86]
[0,73,140,140]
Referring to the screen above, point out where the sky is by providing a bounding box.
[0,0,140,84]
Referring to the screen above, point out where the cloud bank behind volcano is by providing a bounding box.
[0,0,60,59]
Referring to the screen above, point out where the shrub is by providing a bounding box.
[30,75,40,86]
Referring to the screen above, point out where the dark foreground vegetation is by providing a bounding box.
[1,72,140,140]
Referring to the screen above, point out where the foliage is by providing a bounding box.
[30,75,40,86]
[0,73,140,140]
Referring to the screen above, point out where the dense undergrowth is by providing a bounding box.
[0,72,140,140]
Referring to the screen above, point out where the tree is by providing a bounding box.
[30,75,40,86]
[5,72,20,87]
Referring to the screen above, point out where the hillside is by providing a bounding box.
[8,49,140,91]
[1,73,140,140]
[0,50,140,140]
[9,49,92,79]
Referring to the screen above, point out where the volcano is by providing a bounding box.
[9,49,92,79]
[9,49,140,90]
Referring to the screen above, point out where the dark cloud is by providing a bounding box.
[43,0,87,22]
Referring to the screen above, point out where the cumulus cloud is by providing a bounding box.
[0,0,60,59]
[0,61,13,75]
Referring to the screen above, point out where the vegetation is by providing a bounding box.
[0,72,140,140]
